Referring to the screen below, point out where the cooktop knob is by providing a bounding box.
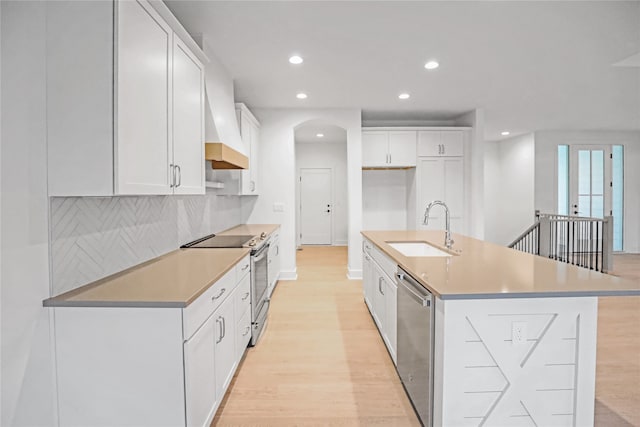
[248,240,257,247]
[260,232,267,240]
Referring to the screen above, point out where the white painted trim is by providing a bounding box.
[333,240,348,246]
[278,269,298,281]
[347,268,362,280]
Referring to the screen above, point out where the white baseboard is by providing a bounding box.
[347,268,362,280]
[333,240,348,246]
[279,269,298,281]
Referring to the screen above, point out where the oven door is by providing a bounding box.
[250,243,270,321]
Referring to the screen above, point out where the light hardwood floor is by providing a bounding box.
[213,249,639,426]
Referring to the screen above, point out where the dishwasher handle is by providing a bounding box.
[397,272,432,307]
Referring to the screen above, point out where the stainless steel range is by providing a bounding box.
[181,233,270,346]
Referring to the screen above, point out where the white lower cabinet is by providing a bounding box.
[363,248,375,311]
[267,232,280,297]
[184,314,217,427]
[236,309,252,361]
[214,295,237,399]
[52,255,251,427]
[362,239,398,365]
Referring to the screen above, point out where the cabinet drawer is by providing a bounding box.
[371,244,397,282]
[235,273,251,320]
[236,308,252,361]
[183,267,235,340]
[236,255,251,280]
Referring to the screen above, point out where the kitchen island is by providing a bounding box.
[361,230,640,427]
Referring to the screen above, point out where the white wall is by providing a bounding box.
[484,134,536,245]
[249,109,362,279]
[535,130,640,253]
[362,170,409,230]
[1,2,57,425]
[295,142,348,245]
[456,109,485,239]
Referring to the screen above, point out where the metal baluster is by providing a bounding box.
[595,222,600,272]
[572,221,576,265]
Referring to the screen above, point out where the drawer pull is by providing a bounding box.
[211,288,226,301]
[242,292,250,301]
[242,326,250,337]
[241,264,249,271]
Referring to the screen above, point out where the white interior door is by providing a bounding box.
[299,168,332,245]
[569,145,611,218]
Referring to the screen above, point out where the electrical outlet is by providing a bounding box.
[512,321,527,345]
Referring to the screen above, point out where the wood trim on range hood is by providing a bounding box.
[205,143,248,169]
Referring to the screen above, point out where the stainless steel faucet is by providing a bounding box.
[423,200,454,249]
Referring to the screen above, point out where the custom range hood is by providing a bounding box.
[200,37,248,170]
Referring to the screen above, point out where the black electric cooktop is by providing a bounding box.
[181,234,256,249]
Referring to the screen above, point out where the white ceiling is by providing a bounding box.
[165,1,640,141]
[294,122,347,144]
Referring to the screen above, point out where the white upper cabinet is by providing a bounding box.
[362,130,417,167]
[172,37,205,195]
[116,0,173,195]
[237,103,260,195]
[47,0,205,196]
[417,130,465,157]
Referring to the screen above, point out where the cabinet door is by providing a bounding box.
[214,297,237,399]
[417,158,445,230]
[383,274,397,365]
[388,131,417,167]
[363,250,374,310]
[236,308,252,361]
[443,158,464,233]
[249,121,260,194]
[173,36,204,195]
[440,131,464,157]
[372,265,386,331]
[116,0,172,195]
[268,237,280,292]
[362,132,389,167]
[417,131,442,157]
[184,314,217,427]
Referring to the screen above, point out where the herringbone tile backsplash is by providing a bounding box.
[50,194,247,295]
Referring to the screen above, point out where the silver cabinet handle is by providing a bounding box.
[365,255,370,261]
[216,317,223,343]
[250,181,255,192]
[170,164,175,187]
[378,276,384,295]
[276,245,279,256]
[242,292,250,301]
[222,316,226,340]
[211,288,226,301]
[241,264,249,271]
[176,165,182,187]
[242,326,250,336]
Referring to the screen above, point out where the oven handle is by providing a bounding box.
[397,271,432,307]
[252,243,270,261]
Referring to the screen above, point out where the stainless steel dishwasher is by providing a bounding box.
[396,268,434,427]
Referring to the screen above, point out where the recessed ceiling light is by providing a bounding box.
[316,133,324,138]
[424,60,439,70]
[501,131,510,136]
[289,55,303,65]
[398,93,411,100]
[296,92,308,99]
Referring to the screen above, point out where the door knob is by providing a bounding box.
[326,210,331,213]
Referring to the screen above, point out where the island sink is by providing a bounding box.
[387,241,452,257]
